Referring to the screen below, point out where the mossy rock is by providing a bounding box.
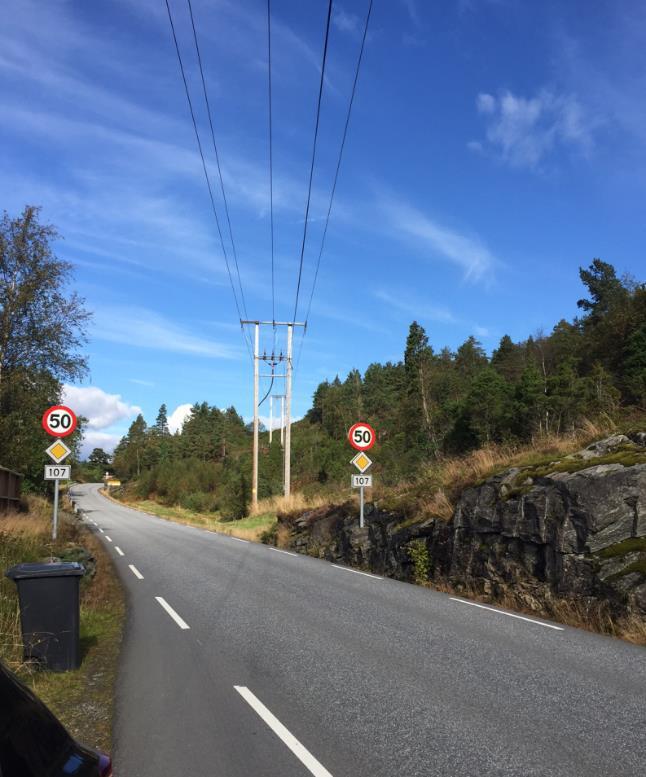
[596,536,646,559]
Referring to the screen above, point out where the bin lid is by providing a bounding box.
[5,561,85,580]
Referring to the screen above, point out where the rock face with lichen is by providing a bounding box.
[275,433,646,617]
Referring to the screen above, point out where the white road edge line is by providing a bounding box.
[268,547,298,557]
[115,547,125,556]
[331,564,382,580]
[234,686,333,777]
[129,565,144,580]
[105,536,112,542]
[449,597,564,631]
[155,597,190,630]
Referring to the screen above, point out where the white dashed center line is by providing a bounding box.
[155,596,190,630]
[115,547,125,556]
[129,565,144,580]
[228,536,248,543]
[449,597,564,630]
[98,528,104,533]
[105,536,112,542]
[234,686,333,777]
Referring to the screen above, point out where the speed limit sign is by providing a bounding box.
[348,422,376,451]
[42,405,78,438]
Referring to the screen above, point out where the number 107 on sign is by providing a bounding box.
[352,474,372,488]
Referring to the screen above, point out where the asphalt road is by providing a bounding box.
[70,483,646,777]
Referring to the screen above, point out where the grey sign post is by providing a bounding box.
[44,442,72,542]
[350,457,373,528]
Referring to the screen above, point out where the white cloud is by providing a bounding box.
[92,305,241,359]
[129,378,155,387]
[62,385,142,429]
[476,93,496,114]
[80,431,122,459]
[380,198,496,281]
[471,89,593,169]
[168,404,193,434]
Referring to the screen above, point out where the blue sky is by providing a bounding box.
[2,0,645,455]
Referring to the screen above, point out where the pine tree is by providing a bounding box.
[155,404,170,436]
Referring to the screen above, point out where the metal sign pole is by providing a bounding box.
[52,479,60,541]
[360,485,364,528]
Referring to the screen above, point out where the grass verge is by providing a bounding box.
[107,492,278,542]
[0,495,125,752]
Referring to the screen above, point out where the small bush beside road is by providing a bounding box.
[0,496,124,752]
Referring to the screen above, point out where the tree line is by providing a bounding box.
[112,259,644,510]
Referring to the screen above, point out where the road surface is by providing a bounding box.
[70,484,646,777]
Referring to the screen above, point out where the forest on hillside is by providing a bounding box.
[110,259,646,515]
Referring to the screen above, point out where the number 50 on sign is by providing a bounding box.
[42,405,77,438]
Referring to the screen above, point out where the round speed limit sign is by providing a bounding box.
[42,405,78,438]
[348,422,376,451]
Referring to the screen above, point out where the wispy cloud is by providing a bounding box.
[374,290,457,324]
[129,378,155,387]
[373,289,493,339]
[333,7,360,34]
[401,0,421,27]
[92,305,241,359]
[470,89,593,170]
[378,196,497,281]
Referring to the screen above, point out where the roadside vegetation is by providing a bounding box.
[0,496,124,752]
[109,259,645,525]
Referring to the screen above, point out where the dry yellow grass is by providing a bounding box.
[385,417,619,520]
[250,491,331,517]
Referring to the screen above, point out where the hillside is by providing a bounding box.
[109,259,645,515]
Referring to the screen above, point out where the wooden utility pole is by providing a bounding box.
[252,323,260,508]
[242,320,304,508]
[284,324,293,498]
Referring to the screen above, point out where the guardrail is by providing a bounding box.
[0,465,22,512]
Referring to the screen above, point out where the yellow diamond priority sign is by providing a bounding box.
[351,451,372,474]
[46,439,72,464]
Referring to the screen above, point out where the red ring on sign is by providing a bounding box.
[348,422,376,451]
[42,405,78,438]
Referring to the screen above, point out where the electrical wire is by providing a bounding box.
[291,0,333,324]
[186,0,249,322]
[267,0,276,328]
[294,0,373,376]
[163,0,253,359]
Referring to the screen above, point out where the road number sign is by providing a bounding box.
[352,474,372,488]
[44,465,71,480]
[348,422,376,451]
[42,405,77,438]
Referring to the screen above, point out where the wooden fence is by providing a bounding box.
[0,466,22,512]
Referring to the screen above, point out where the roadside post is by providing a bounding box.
[348,422,376,528]
[42,406,76,540]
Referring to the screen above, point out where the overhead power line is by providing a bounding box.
[163,0,252,357]
[295,0,373,375]
[185,0,248,322]
[291,0,334,324]
[303,0,373,329]
[267,0,276,326]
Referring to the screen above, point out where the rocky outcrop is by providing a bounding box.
[276,433,646,616]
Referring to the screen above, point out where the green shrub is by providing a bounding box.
[407,539,430,584]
